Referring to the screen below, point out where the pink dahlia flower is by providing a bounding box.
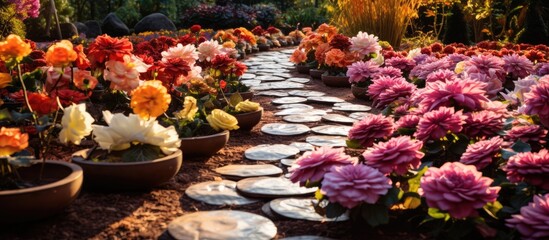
[367,76,407,101]
[504,150,549,190]
[465,73,503,98]
[426,69,457,83]
[523,81,549,125]
[375,82,416,109]
[410,57,453,80]
[535,63,549,76]
[420,79,489,112]
[463,110,504,139]
[289,147,355,186]
[321,164,392,209]
[346,60,380,84]
[460,137,504,170]
[385,56,415,72]
[482,101,510,118]
[349,31,382,57]
[362,136,424,175]
[506,193,549,240]
[414,107,467,141]
[396,114,420,130]
[420,162,500,219]
[348,115,395,148]
[502,54,534,79]
[372,66,403,79]
[506,125,548,145]
[464,54,506,81]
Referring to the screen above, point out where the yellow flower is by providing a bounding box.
[130,80,171,119]
[455,61,466,74]
[0,127,28,157]
[59,103,95,145]
[0,73,12,89]
[175,96,198,121]
[0,34,32,63]
[235,100,260,113]
[45,40,78,67]
[222,41,236,49]
[206,109,239,131]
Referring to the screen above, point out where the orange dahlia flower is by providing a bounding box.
[324,49,347,68]
[45,40,78,67]
[290,49,307,64]
[0,127,29,157]
[0,34,32,63]
[130,80,171,119]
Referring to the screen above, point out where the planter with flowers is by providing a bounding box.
[222,93,263,131]
[290,48,312,74]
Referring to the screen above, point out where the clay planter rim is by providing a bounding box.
[180,130,230,141]
[233,108,264,130]
[179,130,230,157]
[233,107,263,117]
[71,149,183,166]
[322,74,351,88]
[309,69,326,79]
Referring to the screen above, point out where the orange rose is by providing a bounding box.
[290,49,307,64]
[130,80,171,119]
[315,43,331,65]
[0,127,29,157]
[73,69,98,90]
[0,72,12,88]
[45,40,78,67]
[0,34,32,63]
[324,49,347,68]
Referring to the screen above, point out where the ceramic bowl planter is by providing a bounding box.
[71,149,183,190]
[233,108,263,131]
[351,85,370,100]
[258,44,270,51]
[322,75,351,88]
[179,130,230,158]
[0,161,83,223]
[295,65,311,74]
[309,69,325,80]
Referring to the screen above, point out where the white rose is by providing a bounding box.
[59,103,94,145]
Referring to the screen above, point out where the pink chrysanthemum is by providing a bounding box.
[463,110,504,139]
[410,57,453,80]
[426,69,457,83]
[349,31,382,57]
[506,193,549,240]
[420,79,489,112]
[504,150,549,190]
[445,53,470,68]
[385,56,416,72]
[289,147,355,186]
[463,54,505,81]
[414,107,466,141]
[506,125,548,145]
[321,164,392,209]
[465,73,503,98]
[396,114,420,130]
[482,101,510,118]
[460,137,504,170]
[502,54,534,79]
[346,60,380,84]
[372,66,403,79]
[367,76,407,101]
[362,136,424,175]
[375,81,416,109]
[348,115,395,148]
[523,81,549,124]
[420,162,500,219]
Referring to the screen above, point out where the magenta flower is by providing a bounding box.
[426,69,457,83]
[465,73,503,98]
[506,193,549,240]
[375,81,416,109]
[460,137,504,170]
[504,150,549,190]
[289,147,356,186]
[523,81,549,124]
[420,79,489,112]
[362,136,424,175]
[414,107,467,141]
[464,54,506,81]
[502,54,534,79]
[463,110,504,139]
[420,162,500,219]
[396,114,420,130]
[385,56,416,72]
[482,101,510,118]
[8,0,40,20]
[446,53,470,68]
[348,115,395,148]
[535,63,549,76]
[346,60,380,84]
[372,66,403,79]
[505,125,548,145]
[367,76,407,101]
[410,57,452,80]
[321,164,392,209]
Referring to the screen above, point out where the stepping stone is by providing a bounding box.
[281,49,296,54]
[311,125,352,136]
[261,123,311,136]
[288,90,325,97]
[286,77,311,84]
[307,96,345,104]
[273,73,294,78]
[251,81,304,90]
[168,210,277,240]
[283,115,322,123]
[245,144,300,161]
[257,69,290,74]
[280,236,336,240]
[277,104,314,110]
[278,63,295,67]
[289,142,315,152]
[241,80,261,87]
[241,73,256,80]
[322,114,357,125]
[269,198,349,222]
[306,135,348,147]
[260,65,285,69]
[185,180,258,205]
[215,164,283,180]
[256,75,285,82]
[332,104,372,112]
[236,177,317,198]
[280,159,297,167]
[272,97,308,105]
[349,112,371,120]
[275,108,328,116]
[256,90,289,97]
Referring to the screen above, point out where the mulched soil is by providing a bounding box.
[0,48,425,240]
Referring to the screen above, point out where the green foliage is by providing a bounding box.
[115,0,141,27]
[0,3,26,38]
[283,6,328,29]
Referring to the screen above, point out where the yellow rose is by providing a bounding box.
[235,100,260,113]
[0,34,32,63]
[206,109,239,131]
[175,96,198,121]
[0,73,12,89]
[59,103,94,145]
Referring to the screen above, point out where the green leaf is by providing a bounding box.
[0,108,12,121]
[121,144,162,162]
[511,140,531,153]
[428,208,451,221]
[228,92,243,107]
[325,202,347,218]
[10,111,33,121]
[379,187,400,207]
[483,201,503,219]
[501,149,517,160]
[7,156,34,168]
[408,166,428,193]
[346,139,363,149]
[361,204,389,227]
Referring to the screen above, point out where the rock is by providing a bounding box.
[84,20,102,38]
[134,13,176,34]
[50,23,78,39]
[101,13,129,37]
[74,22,88,37]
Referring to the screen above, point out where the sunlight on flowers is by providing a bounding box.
[59,103,94,145]
[0,127,28,157]
[0,34,32,63]
[235,100,260,113]
[206,109,239,131]
[130,80,171,119]
[45,40,78,67]
[175,96,198,121]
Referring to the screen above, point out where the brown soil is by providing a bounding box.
[0,48,424,240]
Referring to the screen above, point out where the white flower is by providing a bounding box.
[350,31,381,57]
[220,47,238,59]
[161,43,198,66]
[407,48,422,59]
[92,111,181,155]
[103,54,150,92]
[197,40,222,62]
[371,53,385,65]
[59,103,94,145]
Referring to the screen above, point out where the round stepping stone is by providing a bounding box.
[275,108,327,116]
[333,104,372,112]
[241,73,256,80]
[283,115,322,123]
[237,177,317,198]
[245,144,300,161]
[256,75,285,82]
[289,142,315,152]
[281,236,336,240]
[311,125,352,136]
[273,73,293,78]
[168,210,277,240]
[215,164,283,180]
[252,81,304,90]
[288,90,325,97]
[286,78,311,84]
[349,112,371,120]
[256,90,289,97]
[261,123,311,136]
[322,114,357,125]
[269,198,349,222]
[257,69,289,74]
[307,96,345,104]
[306,135,347,147]
[280,159,297,167]
[185,180,258,206]
[277,104,314,110]
[241,80,261,87]
[272,97,308,105]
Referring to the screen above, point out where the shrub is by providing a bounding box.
[0,2,26,38]
[283,6,329,29]
[179,4,256,30]
[252,4,281,28]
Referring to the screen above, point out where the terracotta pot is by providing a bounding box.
[233,108,263,131]
[295,65,311,74]
[351,85,370,100]
[309,69,325,80]
[180,130,230,157]
[322,75,351,88]
[258,44,270,51]
[71,149,182,190]
[0,161,83,223]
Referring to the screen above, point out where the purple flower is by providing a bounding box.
[385,56,415,72]
[465,73,503,98]
[413,54,430,64]
[362,136,424,175]
[464,54,505,81]
[504,150,549,190]
[460,137,504,170]
[414,107,466,141]
[502,54,534,79]
[289,147,355,186]
[321,164,392,208]
[420,79,489,112]
[8,0,40,20]
[410,57,453,80]
[463,110,504,139]
[506,193,549,240]
[534,62,549,76]
[445,53,470,69]
[372,66,403,79]
[348,115,394,148]
[426,69,457,83]
[420,162,500,219]
[346,60,380,84]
